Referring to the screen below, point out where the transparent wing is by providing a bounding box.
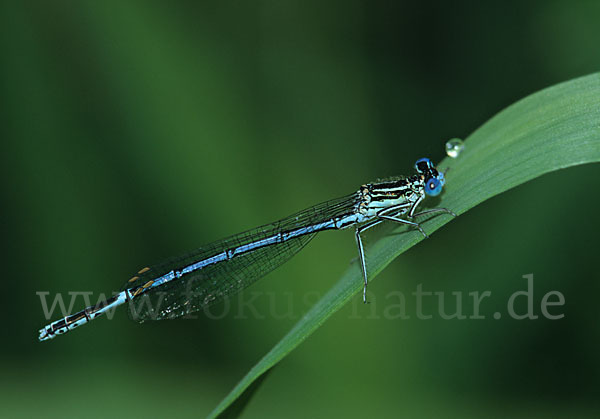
[123,193,358,322]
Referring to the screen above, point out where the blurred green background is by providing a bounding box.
[2,1,599,418]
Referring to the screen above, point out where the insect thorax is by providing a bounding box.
[356,175,424,219]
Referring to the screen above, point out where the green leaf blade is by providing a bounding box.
[210,73,600,418]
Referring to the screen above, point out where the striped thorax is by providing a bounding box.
[358,175,423,218]
[355,157,445,222]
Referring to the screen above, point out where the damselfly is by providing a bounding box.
[38,158,455,341]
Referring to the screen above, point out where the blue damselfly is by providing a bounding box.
[38,158,454,341]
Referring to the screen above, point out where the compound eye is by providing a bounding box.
[425,177,443,196]
[414,157,433,173]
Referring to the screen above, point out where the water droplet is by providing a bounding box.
[445,138,464,158]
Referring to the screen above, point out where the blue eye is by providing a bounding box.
[425,177,443,196]
[414,158,433,173]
